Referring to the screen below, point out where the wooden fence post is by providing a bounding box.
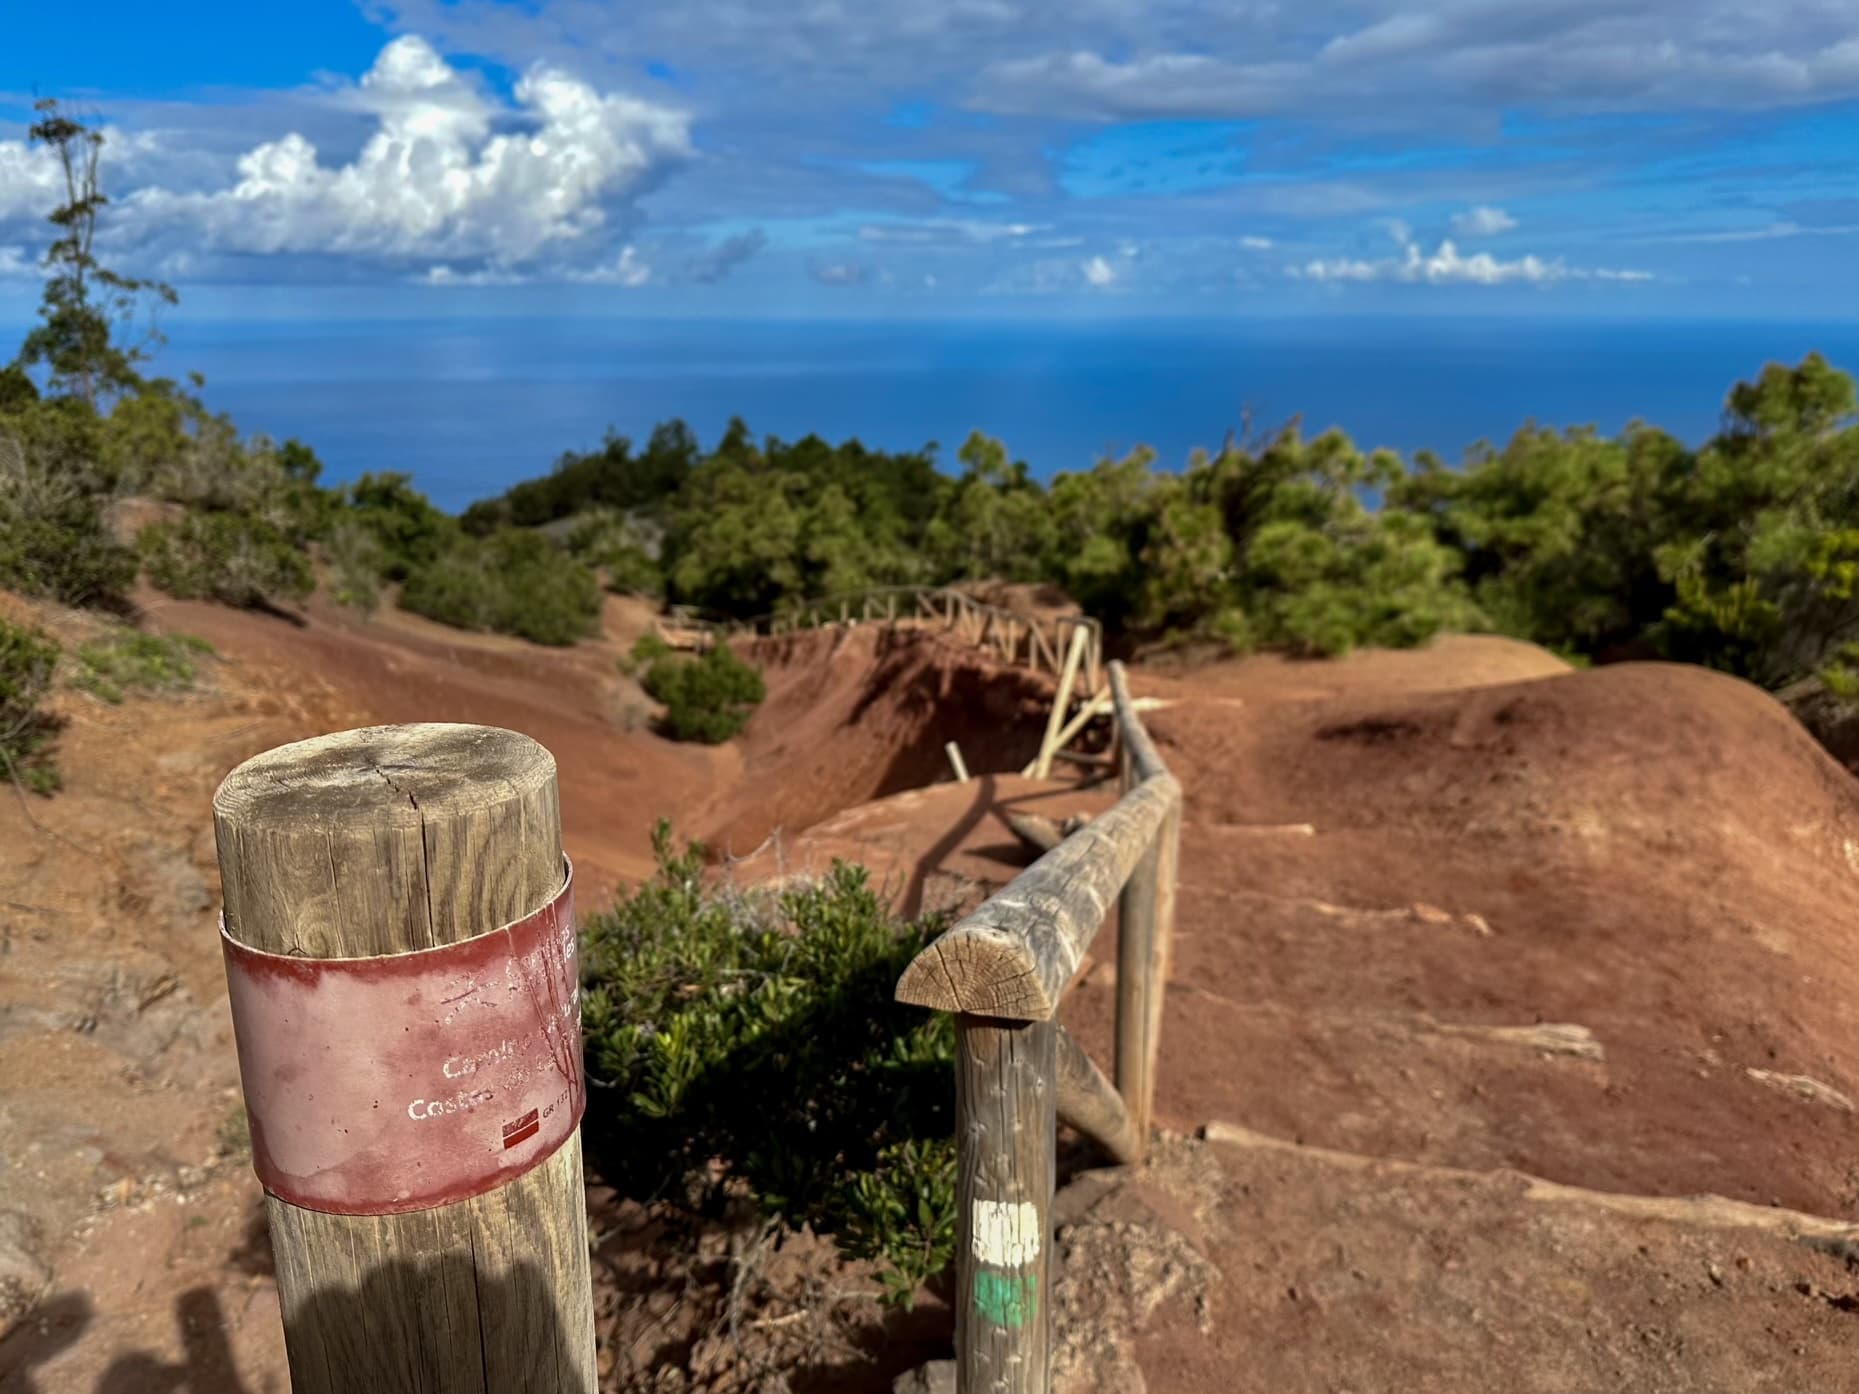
[955,1015,1056,1394]
[1033,627,1090,779]
[1115,829,1162,1149]
[213,724,596,1394]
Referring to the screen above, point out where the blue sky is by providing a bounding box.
[2,0,1857,321]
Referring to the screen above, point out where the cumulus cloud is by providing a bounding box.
[1292,233,1650,286]
[0,246,35,278]
[1451,206,1518,237]
[685,228,766,284]
[119,36,690,271]
[1082,254,1117,287]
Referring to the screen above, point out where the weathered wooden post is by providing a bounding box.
[213,723,596,1393]
[1115,834,1163,1143]
[955,1016,1056,1393]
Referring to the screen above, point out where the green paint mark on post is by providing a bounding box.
[974,1269,1039,1329]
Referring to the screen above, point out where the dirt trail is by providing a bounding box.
[6,593,1859,1393]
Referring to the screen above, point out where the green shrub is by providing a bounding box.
[322,521,388,613]
[0,430,138,608]
[138,511,314,608]
[580,825,957,1301]
[641,644,765,743]
[620,631,673,677]
[564,509,666,597]
[399,529,601,646]
[0,619,62,794]
[344,473,456,582]
[68,629,212,704]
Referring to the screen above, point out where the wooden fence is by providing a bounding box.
[895,661,1182,1393]
[658,585,1105,694]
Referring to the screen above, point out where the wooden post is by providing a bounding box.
[1115,828,1162,1150]
[213,724,596,1394]
[1055,1025,1141,1167]
[946,741,971,784]
[1033,627,1090,780]
[955,1015,1056,1394]
[1020,692,1109,777]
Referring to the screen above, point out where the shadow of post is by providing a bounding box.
[95,1288,256,1394]
[263,1256,584,1393]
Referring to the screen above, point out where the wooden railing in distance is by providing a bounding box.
[894,662,1181,1394]
[659,585,1105,693]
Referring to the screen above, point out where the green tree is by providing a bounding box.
[925,432,1057,582]
[14,101,176,408]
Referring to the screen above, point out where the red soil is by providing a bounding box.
[8,590,1859,1393]
[694,626,1057,859]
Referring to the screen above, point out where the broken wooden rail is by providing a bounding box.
[895,661,1181,1394]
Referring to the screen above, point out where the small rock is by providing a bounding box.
[1410,903,1454,925]
[893,1359,957,1394]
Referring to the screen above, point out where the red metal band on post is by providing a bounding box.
[221,858,584,1216]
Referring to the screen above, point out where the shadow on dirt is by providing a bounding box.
[0,1287,259,1394]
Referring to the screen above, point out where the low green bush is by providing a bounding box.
[399,529,602,646]
[580,825,956,1301]
[138,511,314,608]
[641,644,765,743]
[68,629,212,704]
[0,619,62,794]
[619,631,673,677]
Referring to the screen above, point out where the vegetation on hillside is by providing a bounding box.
[580,825,957,1300]
[67,629,212,704]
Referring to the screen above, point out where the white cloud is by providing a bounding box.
[420,264,532,286]
[0,246,35,278]
[120,36,690,270]
[1646,220,1859,244]
[569,245,653,286]
[1451,206,1518,237]
[858,218,1047,245]
[1082,254,1117,287]
[958,3,1859,120]
[1240,235,1274,251]
[1292,233,1651,286]
[975,51,1301,118]
[811,260,869,286]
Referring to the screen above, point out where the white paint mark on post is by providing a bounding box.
[971,1200,1042,1267]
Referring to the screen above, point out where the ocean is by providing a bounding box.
[80,316,1859,511]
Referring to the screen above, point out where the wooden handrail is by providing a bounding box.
[892,770,1177,1020]
[894,660,1179,1394]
